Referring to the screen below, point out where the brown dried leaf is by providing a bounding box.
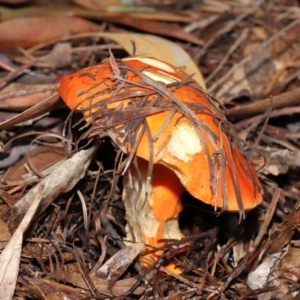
[216,46,277,100]
[0,219,11,249]
[0,94,61,130]
[0,16,99,49]
[50,271,145,296]
[72,0,122,10]
[0,6,192,23]
[0,83,57,111]
[0,190,16,207]
[45,42,72,68]
[253,146,300,177]
[261,148,291,176]
[0,0,27,3]
[275,247,300,295]
[243,46,277,98]
[3,144,98,231]
[266,202,300,255]
[6,144,66,182]
[26,278,84,300]
[105,16,204,46]
[214,19,300,101]
[22,242,55,260]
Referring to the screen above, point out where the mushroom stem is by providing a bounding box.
[122,158,184,249]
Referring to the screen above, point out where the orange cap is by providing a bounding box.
[58,56,263,213]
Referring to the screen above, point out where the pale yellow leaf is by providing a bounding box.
[71,32,206,88]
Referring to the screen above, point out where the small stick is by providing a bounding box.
[227,87,300,117]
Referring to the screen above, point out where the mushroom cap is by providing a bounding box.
[58,56,263,212]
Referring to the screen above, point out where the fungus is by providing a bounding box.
[58,55,263,266]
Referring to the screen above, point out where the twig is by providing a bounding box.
[227,87,300,118]
[251,185,280,252]
[233,106,300,130]
[184,14,220,33]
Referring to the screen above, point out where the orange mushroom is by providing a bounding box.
[58,56,263,264]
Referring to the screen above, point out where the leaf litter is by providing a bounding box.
[0,0,300,299]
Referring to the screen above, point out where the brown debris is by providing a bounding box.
[0,0,300,299]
